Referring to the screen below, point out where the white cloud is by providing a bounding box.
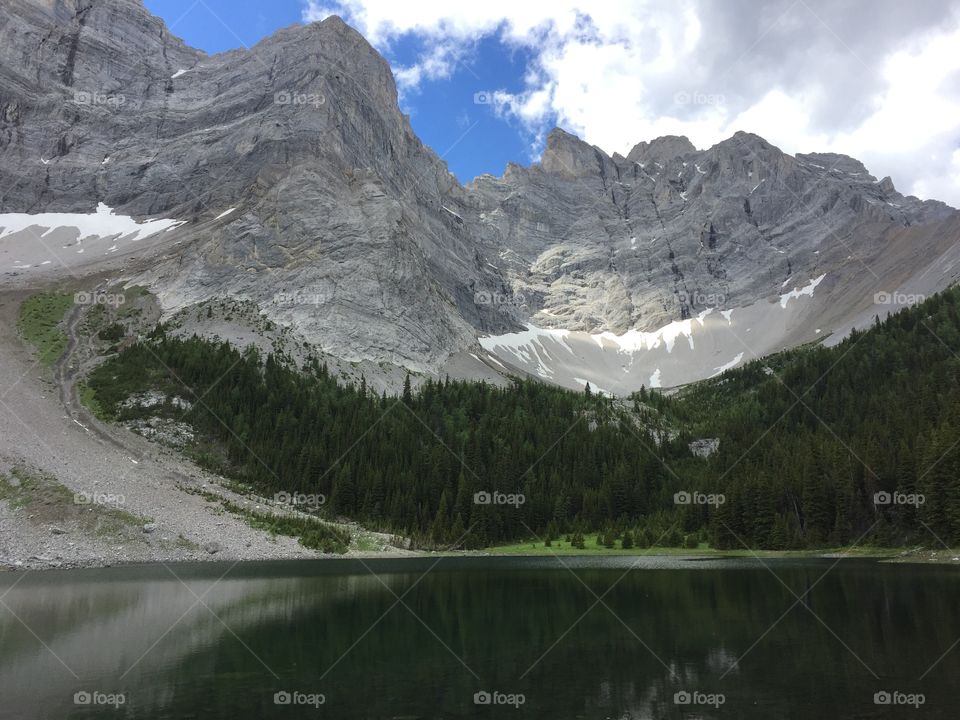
[303,0,960,205]
[392,40,466,94]
[302,2,340,23]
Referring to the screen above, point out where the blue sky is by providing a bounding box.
[144,0,542,183]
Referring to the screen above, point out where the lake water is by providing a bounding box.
[1,556,959,719]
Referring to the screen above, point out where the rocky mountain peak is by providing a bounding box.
[625,135,696,165]
[713,131,783,158]
[878,176,897,195]
[539,127,614,178]
[2,3,960,395]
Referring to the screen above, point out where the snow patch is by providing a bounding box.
[591,317,700,353]
[479,324,575,379]
[485,354,507,370]
[779,274,826,309]
[441,205,463,221]
[171,69,189,79]
[710,352,744,377]
[0,203,184,243]
[480,312,722,385]
[215,208,237,220]
[649,368,662,388]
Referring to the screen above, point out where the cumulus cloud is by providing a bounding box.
[391,40,470,94]
[303,0,960,205]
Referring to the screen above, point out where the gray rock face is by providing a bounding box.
[689,439,720,459]
[1,0,486,371]
[469,128,954,336]
[0,0,204,212]
[469,128,960,391]
[2,0,959,390]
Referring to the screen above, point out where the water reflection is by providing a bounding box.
[1,557,959,719]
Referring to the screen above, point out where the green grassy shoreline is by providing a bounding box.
[479,536,957,563]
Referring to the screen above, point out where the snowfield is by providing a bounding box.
[0,204,184,274]
[0,203,183,244]
[479,280,833,394]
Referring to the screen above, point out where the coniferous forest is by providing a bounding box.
[87,287,960,551]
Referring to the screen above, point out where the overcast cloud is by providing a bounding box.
[303,0,960,205]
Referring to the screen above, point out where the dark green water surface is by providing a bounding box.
[1,556,958,718]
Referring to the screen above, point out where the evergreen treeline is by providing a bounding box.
[87,333,699,548]
[674,287,960,549]
[87,286,960,550]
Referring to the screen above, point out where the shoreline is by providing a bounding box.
[5,544,960,573]
[3,287,959,575]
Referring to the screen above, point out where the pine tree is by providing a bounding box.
[450,513,466,548]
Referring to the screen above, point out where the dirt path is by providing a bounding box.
[1,287,409,570]
[54,302,140,458]
[0,289,321,569]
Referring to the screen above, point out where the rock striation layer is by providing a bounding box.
[2,0,959,389]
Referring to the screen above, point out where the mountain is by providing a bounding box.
[2,0,960,393]
[82,281,960,550]
[471,129,960,393]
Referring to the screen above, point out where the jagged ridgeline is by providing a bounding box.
[86,287,960,550]
[4,1,960,396]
